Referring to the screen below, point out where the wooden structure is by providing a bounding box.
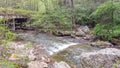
[0,13,29,30]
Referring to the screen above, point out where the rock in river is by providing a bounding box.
[53,61,71,68]
[80,48,120,68]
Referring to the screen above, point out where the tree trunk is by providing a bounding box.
[71,0,75,29]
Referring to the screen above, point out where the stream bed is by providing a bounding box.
[16,31,100,68]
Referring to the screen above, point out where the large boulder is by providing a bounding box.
[53,61,71,68]
[77,26,90,34]
[27,61,48,68]
[75,26,90,37]
[75,30,86,37]
[80,48,120,68]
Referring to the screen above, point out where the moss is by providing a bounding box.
[51,50,74,65]
[52,50,68,61]
[0,7,36,16]
[0,61,21,68]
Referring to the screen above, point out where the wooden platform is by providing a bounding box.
[0,13,29,30]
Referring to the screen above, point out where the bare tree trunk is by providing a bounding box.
[64,0,67,6]
[71,0,75,29]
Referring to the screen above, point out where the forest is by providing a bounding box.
[0,0,120,68]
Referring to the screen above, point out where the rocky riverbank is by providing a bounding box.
[0,41,72,68]
[0,26,119,68]
[80,48,120,68]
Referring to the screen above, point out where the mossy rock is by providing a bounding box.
[52,30,75,36]
[111,38,120,45]
[51,50,73,65]
[91,41,112,48]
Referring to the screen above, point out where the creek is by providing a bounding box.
[17,31,100,68]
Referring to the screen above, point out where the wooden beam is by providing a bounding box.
[12,18,16,31]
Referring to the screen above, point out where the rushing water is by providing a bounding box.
[17,32,79,55]
[17,32,99,68]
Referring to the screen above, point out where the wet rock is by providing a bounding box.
[80,48,120,68]
[53,61,71,68]
[28,49,36,61]
[29,45,46,60]
[27,61,48,68]
[91,41,112,48]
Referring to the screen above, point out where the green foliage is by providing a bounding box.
[91,1,120,40]
[0,61,20,68]
[94,23,120,40]
[94,23,112,40]
[75,7,90,25]
[75,0,105,25]
[32,7,72,29]
[0,19,15,44]
[90,1,120,23]
[0,7,35,16]
[113,1,120,23]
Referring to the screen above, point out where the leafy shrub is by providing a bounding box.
[31,7,72,30]
[75,7,90,25]
[94,23,112,40]
[75,0,106,25]
[0,18,15,44]
[94,23,120,40]
[91,1,120,40]
[90,1,120,23]
[113,1,120,23]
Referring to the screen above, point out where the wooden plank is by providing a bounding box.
[12,18,16,31]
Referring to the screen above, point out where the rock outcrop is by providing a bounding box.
[80,48,120,68]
